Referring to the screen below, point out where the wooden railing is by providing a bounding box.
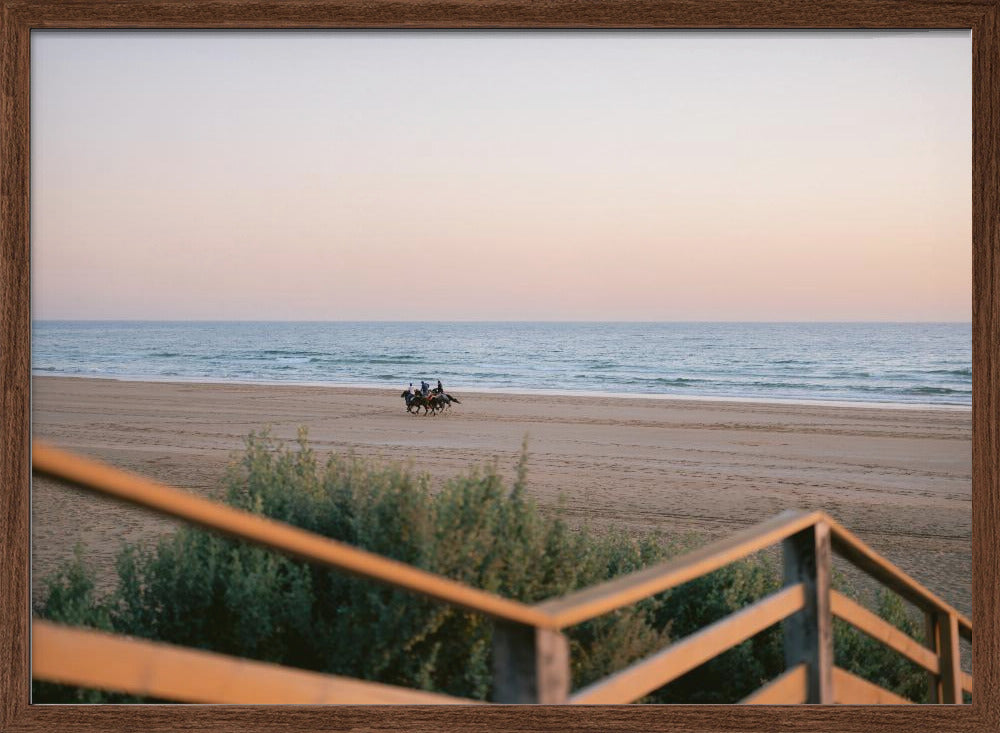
[31,441,972,705]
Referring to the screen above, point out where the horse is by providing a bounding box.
[401,390,426,414]
[430,388,462,409]
[401,391,440,415]
[401,390,460,415]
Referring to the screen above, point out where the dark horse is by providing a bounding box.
[401,391,438,415]
[401,390,461,415]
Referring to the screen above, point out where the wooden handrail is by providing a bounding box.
[825,515,973,632]
[832,667,914,705]
[830,590,940,673]
[33,620,478,704]
[569,584,806,704]
[741,664,808,705]
[31,441,554,629]
[537,509,822,629]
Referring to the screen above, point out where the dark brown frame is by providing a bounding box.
[2,1,996,731]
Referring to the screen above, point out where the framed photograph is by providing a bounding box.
[2,2,997,732]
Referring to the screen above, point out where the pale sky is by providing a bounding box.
[31,30,971,321]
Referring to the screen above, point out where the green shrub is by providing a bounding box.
[34,430,935,704]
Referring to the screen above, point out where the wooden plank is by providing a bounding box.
[740,664,808,705]
[31,442,553,629]
[936,611,963,704]
[492,623,569,703]
[535,626,570,704]
[961,671,973,695]
[569,584,806,705]
[830,590,940,673]
[782,522,833,703]
[957,616,973,642]
[825,514,973,631]
[832,667,914,705]
[32,620,477,704]
[538,509,821,629]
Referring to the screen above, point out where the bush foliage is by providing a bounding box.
[36,430,929,703]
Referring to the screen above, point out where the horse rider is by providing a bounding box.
[421,380,430,396]
[408,383,415,396]
[437,379,444,394]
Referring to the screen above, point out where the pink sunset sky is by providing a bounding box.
[31,31,971,321]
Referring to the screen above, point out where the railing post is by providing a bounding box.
[492,622,570,703]
[924,612,941,703]
[935,611,963,703]
[782,520,833,703]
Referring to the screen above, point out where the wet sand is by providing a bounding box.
[31,376,971,617]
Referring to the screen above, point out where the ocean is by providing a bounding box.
[31,321,972,407]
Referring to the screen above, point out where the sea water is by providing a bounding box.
[31,321,972,407]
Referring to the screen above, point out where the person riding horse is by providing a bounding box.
[402,381,461,415]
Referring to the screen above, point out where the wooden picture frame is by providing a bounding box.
[2,1,996,731]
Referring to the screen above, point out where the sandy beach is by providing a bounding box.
[31,375,972,617]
